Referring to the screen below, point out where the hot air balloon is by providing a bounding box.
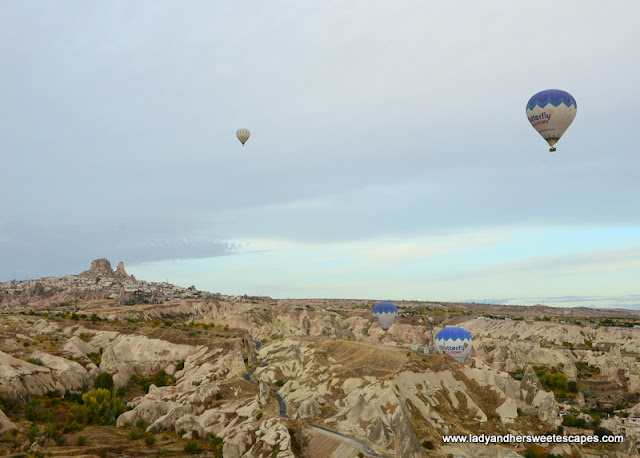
[435,327,472,363]
[372,301,398,332]
[526,89,577,152]
[236,128,250,146]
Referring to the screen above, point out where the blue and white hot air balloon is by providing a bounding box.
[526,89,577,152]
[435,327,472,363]
[372,302,398,332]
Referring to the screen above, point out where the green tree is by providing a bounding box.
[82,388,127,425]
[94,372,115,391]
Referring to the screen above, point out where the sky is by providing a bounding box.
[1,1,639,309]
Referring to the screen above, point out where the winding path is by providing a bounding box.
[244,340,383,457]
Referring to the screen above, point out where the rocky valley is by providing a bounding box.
[1,260,639,457]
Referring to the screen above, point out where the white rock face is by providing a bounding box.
[115,398,170,427]
[258,379,271,405]
[255,418,295,457]
[0,408,17,432]
[532,390,558,423]
[98,334,198,387]
[495,397,518,423]
[31,350,90,392]
[0,351,68,400]
[62,336,100,359]
[296,397,321,419]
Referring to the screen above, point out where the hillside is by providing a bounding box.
[1,260,639,457]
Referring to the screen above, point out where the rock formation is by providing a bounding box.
[0,409,16,433]
[114,261,135,280]
[520,365,543,405]
[80,258,133,280]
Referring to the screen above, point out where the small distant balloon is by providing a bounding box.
[435,327,472,363]
[372,301,398,332]
[236,128,250,146]
[526,89,577,152]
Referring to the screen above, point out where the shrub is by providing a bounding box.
[130,370,176,393]
[562,414,588,428]
[145,435,156,446]
[129,428,144,440]
[76,436,88,446]
[256,411,263,420]
[25,399,51,423]
[79,332,92,342]
[593,426,613,438]
[94,372,114,391]
[27,357,44,366]
[70,404,91,426]
[206,433,224,457]
[579,387,595,398]
[184,441,199,454]
[26,423,39,443]
[82,388,127,425]
[45,422,67,445]
[87,352,102,365]
[275,380,285,387]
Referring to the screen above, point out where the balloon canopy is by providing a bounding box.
[236,128,250,145]
[372,301,398,332]
[526,89,577,152]
[435,327,472,363]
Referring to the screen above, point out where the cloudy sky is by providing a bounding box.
[2,1,639,308]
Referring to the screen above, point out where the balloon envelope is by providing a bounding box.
[372,302,398,331]
[236,128,250,145]
[526,89,577,151]
[435,327,472,363]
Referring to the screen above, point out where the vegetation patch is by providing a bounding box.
[128,370,176,393]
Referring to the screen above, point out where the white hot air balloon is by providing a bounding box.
[526,89,577,152]
[372,302,398,332]
[435,327,472,363]
[236,128,250,146]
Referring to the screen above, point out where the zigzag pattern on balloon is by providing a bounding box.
[436,327,471,340]
[526,98,577,111]
[526,89,577,111]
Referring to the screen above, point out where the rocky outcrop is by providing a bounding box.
[531,390,558,423]
[296,397,320,419]
[80,258,133,280]
[115,261,133,279]
[0,350,88,401]
[98,334,197,387]
[495,397,518,423]
[0,408,17,432]
[258,379,271,406]
[80,258,115,278]
[520,365,543,405]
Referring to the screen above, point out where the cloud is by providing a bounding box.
[0,219,237,280]
[1,0,639,305]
